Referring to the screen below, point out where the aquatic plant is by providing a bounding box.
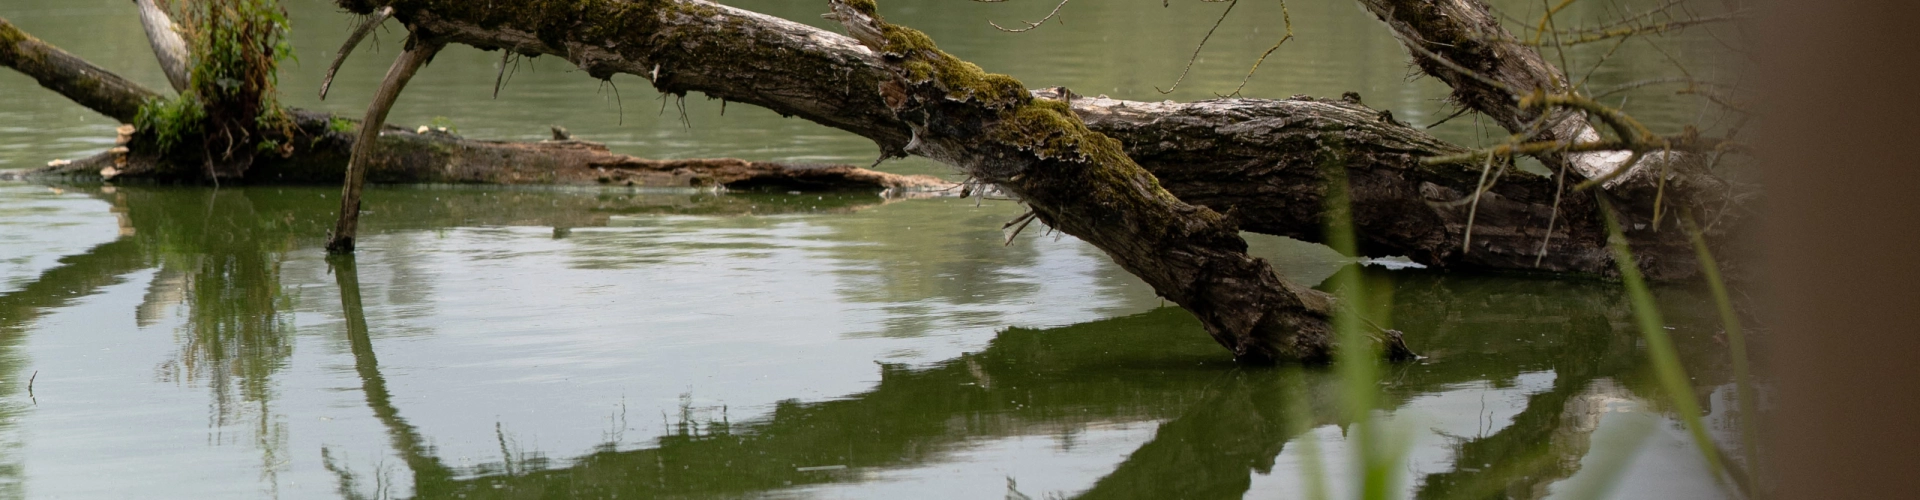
[134,0,294,176]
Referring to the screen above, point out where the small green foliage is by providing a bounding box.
[878,24,935,54]
[328,117,356,134]
[180,0,294,122]
[134,95,207,153]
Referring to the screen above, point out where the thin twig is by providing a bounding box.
[492,47,514,99]
[1002,209,1039,245]
[320,6,394,100]
[1156,0,1238,94]
[983,0,1072,33]
[1220,1,1292,98]
[1461,152,1503,253]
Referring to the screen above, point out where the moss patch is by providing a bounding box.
[873,24,1025,107]
[134,94,206,154]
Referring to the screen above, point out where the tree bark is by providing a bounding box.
[0,16,947,193]
[0,16,160,123]
[1351,0,1732,199]
[318,0,1736,280]
[133,0,190,93]
[330,35,443,253]
[823,0,1418,363]
[1352,0,1625,181]
[3,4,1738,280]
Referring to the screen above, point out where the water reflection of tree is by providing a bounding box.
[2,186,1737,498]
[0,235,147,498]
[108,188,299,491]
[367,270,1731,499]
[325,254,456,499]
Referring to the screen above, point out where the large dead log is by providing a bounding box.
[823,0,1415,363]
[1352,0,1735,203]
[0,15,948,193]
[1067,92,1660,279]
[0,16,159,123]
[3,6,1729,279]
[29,108,952,192]
[317,0,1734,280]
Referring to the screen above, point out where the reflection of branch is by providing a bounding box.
[329,254,457,494]
[0,238,146,338]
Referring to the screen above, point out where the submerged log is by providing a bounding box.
[0,15,950,194]
[30,109,954,192]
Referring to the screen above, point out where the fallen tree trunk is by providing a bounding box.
[0,16,947,192]
[819,0,1407,362]
[1353,0,1736,205]
[3,7,1734,279]
[29,109,952,192]
[1064,92,1662,279]
[324,0,1740,279]
[0,16,159,123]
[1354,0,1632,182]
[1352,0,1754,279]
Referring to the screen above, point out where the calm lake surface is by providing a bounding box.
[0,0,1737,498]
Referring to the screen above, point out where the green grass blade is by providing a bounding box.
[1681,216,1761,496]
[1596,196,1727,487]
[1324,153,1399,500]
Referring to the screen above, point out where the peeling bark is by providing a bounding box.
[133,0,191,93]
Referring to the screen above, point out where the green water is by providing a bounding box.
[0,0,1737,498]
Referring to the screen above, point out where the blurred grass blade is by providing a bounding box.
[1596,196,1729,489]
[1324,150,1399,500]
[1682,215,1761,496]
